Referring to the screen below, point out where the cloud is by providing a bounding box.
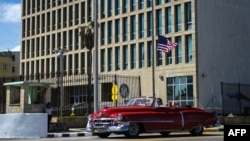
[11,45,20,51]
[0,2,21,23]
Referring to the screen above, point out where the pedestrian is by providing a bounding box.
[156,98,164,107]
[45,102,52,132]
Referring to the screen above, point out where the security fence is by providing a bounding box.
[0,73,141,116]
[221,82,250,116]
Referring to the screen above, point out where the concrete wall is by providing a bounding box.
[196,0,250,113]
[0,113,47,138]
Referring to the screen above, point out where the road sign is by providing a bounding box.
[112,85,118,100]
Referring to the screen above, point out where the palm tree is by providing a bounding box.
[79,21,94,114]
[79,21,94,51]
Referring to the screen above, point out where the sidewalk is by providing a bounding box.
[47,125,224,138]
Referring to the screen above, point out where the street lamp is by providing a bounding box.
[54,48,68,118]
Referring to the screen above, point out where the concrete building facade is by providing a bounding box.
[20,0,250,113]
[0,51,20,77]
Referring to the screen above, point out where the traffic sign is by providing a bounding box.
[112,85,118,101]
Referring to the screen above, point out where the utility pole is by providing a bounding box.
[152,1,155,97]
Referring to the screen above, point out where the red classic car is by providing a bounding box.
[86,96,218,138]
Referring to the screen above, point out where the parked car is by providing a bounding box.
[86,96,218,138]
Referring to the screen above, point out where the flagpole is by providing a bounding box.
[93,0,98,113]
[152,1,155,97]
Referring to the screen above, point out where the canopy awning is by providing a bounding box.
[3,81,54,87]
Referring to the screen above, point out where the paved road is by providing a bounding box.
[0,132,223,141]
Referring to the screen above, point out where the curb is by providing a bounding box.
[47,132,86,138]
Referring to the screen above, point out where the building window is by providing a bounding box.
[108,0,113,17]
[115,19,120,42]
[131,15,136,40]
[131,44,136,69]
[12,66,16,73]
[115,47,120,70]
[115,0,120,15]
[139,0,144,9]
[131,0,136,11]
[147,0,152,7]
[1,63,9,71]
[156,9,162,35]
[185,2,192,30]
[139,43,145,68]
[101,0,105,18]
[108,48,113,71]
[156,0,162,5]
[87,1,92,21]
[166,51,173,65]
[123,0,128,13]
[175,36,182,64]
[101,49,106,72]
[147,11,152,37]
[167,76,193,106]
[108,21,112,44]
[101,22,105,45]
[74,53,79,75]
[123,45,128,70]
[175,5,181,32]
[157,51,163,66]
[139,13,144,38]
[81,52,85,74]
[186,34,192,63]
[165,7,172,33]
[147,41,152,67]
[123,17,128,41]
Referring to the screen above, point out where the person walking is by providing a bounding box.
[45,102,52,132]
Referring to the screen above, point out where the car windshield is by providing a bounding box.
[126,97,154,106]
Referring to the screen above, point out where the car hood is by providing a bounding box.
[92,106,153,118]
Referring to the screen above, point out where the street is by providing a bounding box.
[0,132,223,141]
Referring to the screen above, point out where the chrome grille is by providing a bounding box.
[93,118,116,127]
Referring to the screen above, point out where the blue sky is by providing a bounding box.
[0,0,21,52]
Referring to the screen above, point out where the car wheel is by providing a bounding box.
[160,131,171,136]
[189,126,204,136]
[96,133,111,138]
[125,123,140,138]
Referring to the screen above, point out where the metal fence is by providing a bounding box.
[0,73,141,116]
[221,82,250,116]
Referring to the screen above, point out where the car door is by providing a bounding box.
[142,107,183,131]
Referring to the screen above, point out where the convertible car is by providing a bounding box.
[86,96,218,138]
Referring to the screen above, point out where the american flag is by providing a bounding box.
[157,35,178,53]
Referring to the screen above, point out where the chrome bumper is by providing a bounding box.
[85,121,129,133]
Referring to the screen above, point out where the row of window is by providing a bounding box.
[22,0,74,16]
[100,0,174,18]
[22,2,91,38]
[21,29,84,59]
[23,0,176,17]
[21,2,192,60]
[22,1,191,38]
[100,3,191,45]
[21,34,192,77]
[100,34,192,72]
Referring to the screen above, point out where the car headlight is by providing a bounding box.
[117,114,122,121]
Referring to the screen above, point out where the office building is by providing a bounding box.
[20,0,250,113]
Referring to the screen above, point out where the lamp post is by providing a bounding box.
[54,48,68,118]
